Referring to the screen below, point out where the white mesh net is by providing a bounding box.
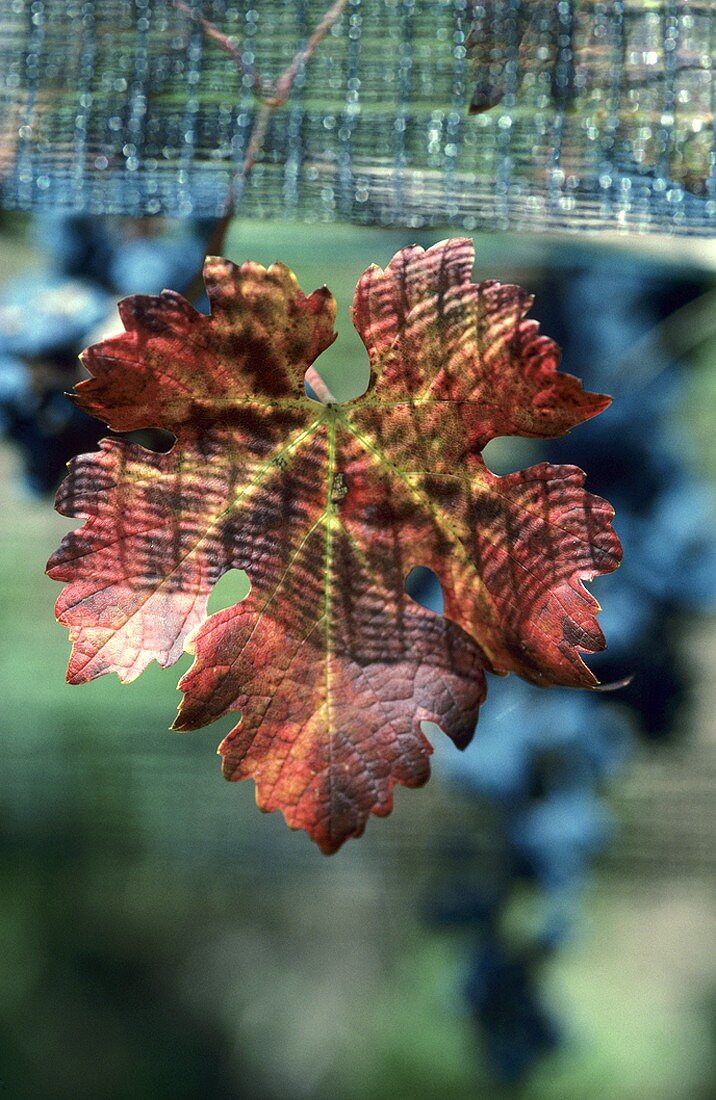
[0,0,714,233]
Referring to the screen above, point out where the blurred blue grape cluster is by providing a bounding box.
[0,216,212,493]
[427,674,634,1081]
[545,257,716,734]
[422,254,716,1083]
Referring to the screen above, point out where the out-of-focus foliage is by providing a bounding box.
[466,0,714,196]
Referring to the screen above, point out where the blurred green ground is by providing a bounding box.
[1,221,715,1100]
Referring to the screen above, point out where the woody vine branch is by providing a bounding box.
[174,0,349,302]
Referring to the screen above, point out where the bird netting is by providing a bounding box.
[0,0,714,233]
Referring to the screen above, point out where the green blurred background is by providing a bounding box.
[1,220,715,1100]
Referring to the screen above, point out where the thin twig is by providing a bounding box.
[172,0,265,93]
[229,0,349,207]
[271,0,351,107]
[176,0,349,302]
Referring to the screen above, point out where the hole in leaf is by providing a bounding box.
[207,569,251,614]
[405,566,444,614]
[482,436,540,475]
[303,344,370,403]
[420,719,443,742]
[303,365,344,405]
[122,428,176,453]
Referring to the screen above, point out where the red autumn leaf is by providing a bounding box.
[47,238,621,853]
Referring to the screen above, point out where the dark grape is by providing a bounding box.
[108,228,208,296]
[465,942,559,1083]
[1,216,217,494]
[0,274,112,359]
[432,252,714,1083]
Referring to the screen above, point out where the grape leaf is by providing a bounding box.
[47,238,621,853]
